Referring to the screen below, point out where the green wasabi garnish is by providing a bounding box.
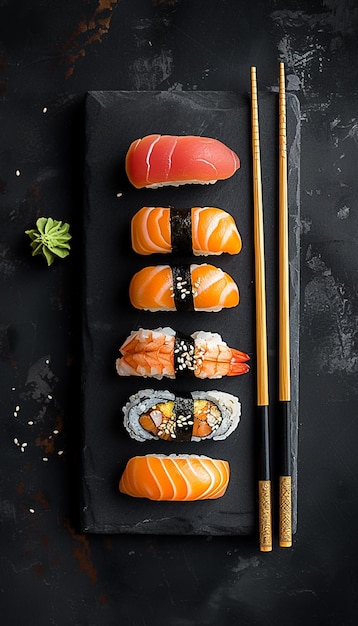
[25,217,72,266]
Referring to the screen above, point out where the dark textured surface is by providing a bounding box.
[1,1,358,624]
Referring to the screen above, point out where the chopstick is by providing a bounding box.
[278,61,292,548]
[250,66,272,552]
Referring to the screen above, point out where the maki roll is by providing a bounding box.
[122,388,241,442]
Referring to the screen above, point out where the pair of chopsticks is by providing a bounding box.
[251,63,292,551]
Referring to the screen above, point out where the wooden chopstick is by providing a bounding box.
[278,61,292,548]
[250,66,272,552]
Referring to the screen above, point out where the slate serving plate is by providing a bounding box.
[81,90,300,535]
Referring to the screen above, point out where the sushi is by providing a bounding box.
[131,206,242,256]
[115,327,250,379]
[129,263,239,312]
[123,388,241,442]
[125,134,240,189]
[119,454,230,501]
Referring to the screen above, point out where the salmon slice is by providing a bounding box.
[119,454,230,501]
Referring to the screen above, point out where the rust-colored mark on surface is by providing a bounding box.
[32,490,51,510]
[57,0,120,79]
[26,181,42,204]
[65,519,97,585]
[98,593,109,605]
[36,433,55,455]
[16,481,25,494]
[33,563,45,578]
[35,413,63,455]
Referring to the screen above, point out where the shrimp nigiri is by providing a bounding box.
[131,206,242,256]
[129,263,239,312]
[115,327,250,379]
[119,454,230,501]
[125,134,240,189]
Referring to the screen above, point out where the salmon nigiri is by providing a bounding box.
[119,454,230,501]
[115,327,250,379]
[131,206,242,256]
[125,134,240,189]
[129,263,239,312]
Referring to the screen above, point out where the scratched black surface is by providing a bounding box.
[1,1,358,625]
[81,90,300,535]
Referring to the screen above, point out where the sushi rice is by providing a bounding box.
[123,388,241,442]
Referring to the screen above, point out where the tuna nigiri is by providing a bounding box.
[129,263,239,312]
[125,134,240,189]
[119,454,230,501]
[131,206,242,256]
[115,327,250,379]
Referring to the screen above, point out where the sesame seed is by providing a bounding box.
[29,508,35,514]
[53,429,59,435]
[15,169,20,177]
[42,457,48,462]
[42,106,48,113]
[28,421,34,426]
[47,394,52,400]
[14,438,19,445]
[58,450,64,456]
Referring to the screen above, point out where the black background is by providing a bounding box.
[1,1,358,625]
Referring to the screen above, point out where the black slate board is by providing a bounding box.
[81,91,300,535]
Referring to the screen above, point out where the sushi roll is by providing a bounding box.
[123,388,241,442]
[129,263,239,312]
[119,454,230,501]
[131,206,242,256]
[115,327,250,379]
[125,134,240,189]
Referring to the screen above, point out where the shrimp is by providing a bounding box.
[115,327,250,379]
